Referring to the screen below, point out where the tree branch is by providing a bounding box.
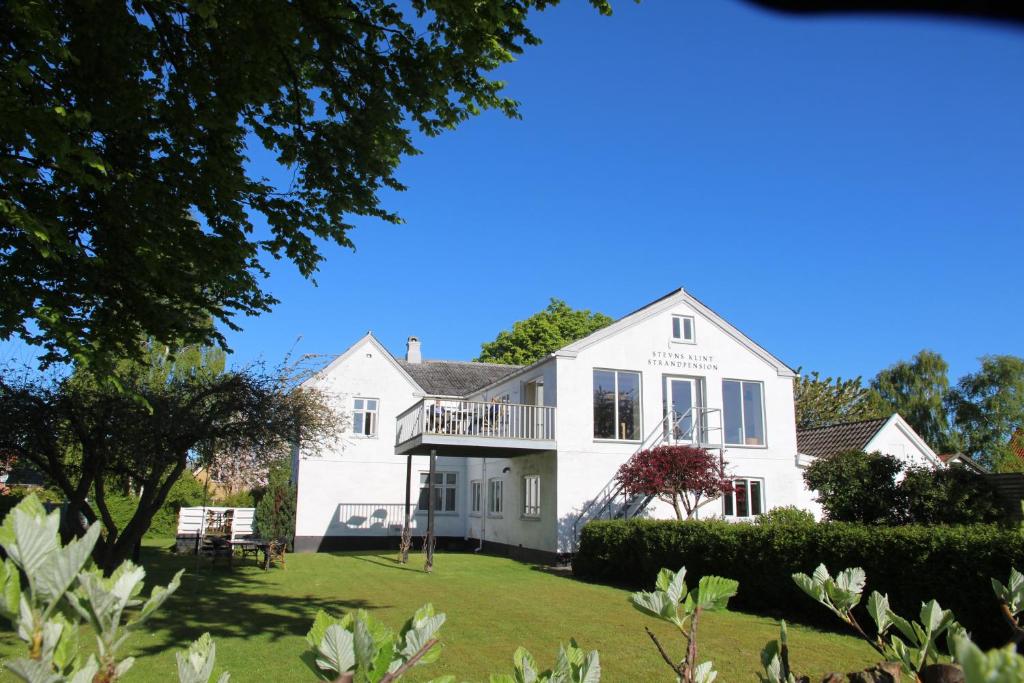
[379,638,439,682]
[645,627,684,678]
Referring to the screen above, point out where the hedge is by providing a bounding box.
[573,518,1024,647]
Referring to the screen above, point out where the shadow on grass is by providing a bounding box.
[134,545,386,656]
[348,554,426,573]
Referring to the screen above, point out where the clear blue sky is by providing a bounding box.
[12,2,1024,383]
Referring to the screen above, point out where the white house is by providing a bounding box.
[292,287,938,562]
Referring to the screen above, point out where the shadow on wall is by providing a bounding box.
[326,503,419,537]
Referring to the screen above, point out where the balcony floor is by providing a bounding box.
[394,433,557,457]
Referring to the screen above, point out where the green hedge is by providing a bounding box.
[573,518,1024,647]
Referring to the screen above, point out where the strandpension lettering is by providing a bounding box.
[648,350,719,371]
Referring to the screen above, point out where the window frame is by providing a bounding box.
[470,480,482,516]
[671,315,696,344]
[722,379,767,447]
[352,397,379,438]
[522,475,541,519]
[416,471,458,514]
[487,478,504,517]
[592,368,644,442]
[723,477,764,518]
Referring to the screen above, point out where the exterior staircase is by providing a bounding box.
[569,407,724,551]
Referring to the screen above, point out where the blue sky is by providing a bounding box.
[9,1,1022,384]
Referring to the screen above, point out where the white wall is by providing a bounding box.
[464,451,558,553]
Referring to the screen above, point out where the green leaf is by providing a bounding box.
[866,592,892,635]
[316,624,355,676]
[694,575,739,611]
[513,646,539,683]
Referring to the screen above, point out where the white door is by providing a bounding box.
[664,377,703,443]
[523,379,545,439]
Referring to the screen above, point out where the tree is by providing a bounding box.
[898,466,1002,525]
[794,369,882,430]
[946,355,1024,472]
[1,0,616,375]
[0,343,341,571]
[254,458,297,548]
[616,444,732,520]
[802,449,903,523]
[477,298,613,366]
[869,350,958,453]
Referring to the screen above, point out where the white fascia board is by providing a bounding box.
[301,332,423,393]
[560,288,797,378]
[867,413,943,469]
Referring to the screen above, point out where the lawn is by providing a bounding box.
[0,540,877,681]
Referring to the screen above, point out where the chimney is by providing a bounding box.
[405,336,422,364]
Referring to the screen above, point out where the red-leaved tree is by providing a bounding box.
[616,445,733,520]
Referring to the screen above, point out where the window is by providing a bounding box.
[723,478,763,518]
[470,480,482,514]
[352,398,378,436]
[723,380,765,446]
[672,315,695,343]
[488,478,503,515]
[522,475,541,518]
[417,472,457,513]
[593,369,642,440]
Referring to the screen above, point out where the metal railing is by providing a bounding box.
[569,407,725,549]
[396,397,556,446]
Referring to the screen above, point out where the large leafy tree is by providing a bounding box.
[616,444,732,520]
[476,298,613,365]
[946,355,1024,472]
[0,343,341,571]
[802,449,904,524]
[868,350,958,453]
[793,369,882,430]
[1,0,615,374]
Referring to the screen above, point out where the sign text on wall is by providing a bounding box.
[648,350,719,371]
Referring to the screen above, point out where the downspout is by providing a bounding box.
[475,457,486,552]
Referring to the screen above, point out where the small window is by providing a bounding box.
[353,398,379,437]
[488,478,503,515]
[418,472,457,513]
[724,478,763,518]
[470,480,482,514]
[672,315,695,343]
[723,380,765,446]
[522,475,541,517]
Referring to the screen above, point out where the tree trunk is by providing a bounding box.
[671,493,684,521]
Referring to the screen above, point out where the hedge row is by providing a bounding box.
[573,518,1024,647]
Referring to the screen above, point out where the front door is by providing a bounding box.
[664,377,703,443]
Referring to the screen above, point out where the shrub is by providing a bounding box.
[756,506,816,527]
[254,460,296,545]
[899,466,1002,525]
[217,490,256,508]
[573,518,1024,647]
[802,450,903,523]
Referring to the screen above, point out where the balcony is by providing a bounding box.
[395,397,556,457]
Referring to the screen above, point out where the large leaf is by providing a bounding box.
[866,592,892,635]
[513,646,540,683]
[176,632,219,683]
[6,656,64,683]
[36,524,100,606]
[630,590,678,624]
[694,576,738,611]
[316,624,355,675]
[130,568,183,628]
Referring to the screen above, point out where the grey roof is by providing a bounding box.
[796,417,890,458]
[397,360,522,396]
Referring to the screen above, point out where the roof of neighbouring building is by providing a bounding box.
[397,360,523,396]
[796,417,891,458]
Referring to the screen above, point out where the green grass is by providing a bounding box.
[0,539,878,681]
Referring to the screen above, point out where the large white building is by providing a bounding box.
[293,288,939,562]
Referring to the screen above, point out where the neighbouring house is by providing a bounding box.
[938,452,988,474]
[294,287,869,562]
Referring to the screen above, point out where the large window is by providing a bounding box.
[522,475,541,518]
[723,380,765,446]
[470,480,482,515]
[418,472,457,513]
[672,315,695,343]
[723,478,763,518]
[352,397,378,437]
[593,369,642,440]
[488,478,503,515]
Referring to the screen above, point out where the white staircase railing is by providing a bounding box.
[569,407,724,551]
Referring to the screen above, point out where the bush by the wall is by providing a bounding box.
[573,518,1024,647]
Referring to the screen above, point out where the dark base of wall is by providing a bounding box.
[293,535,560,565]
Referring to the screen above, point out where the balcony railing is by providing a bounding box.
[396,397,556,446]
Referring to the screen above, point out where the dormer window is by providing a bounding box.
[672,315,695,343]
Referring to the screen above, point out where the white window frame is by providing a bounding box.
[487,478,503,517]
[522,475,541,518]
[417,471,458,514]
[671,315,696,344]
[470,480,482,515]
[592,368,644,442]
[723,478,764,518]
[352,397,379,437]
[722,379,767,447]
